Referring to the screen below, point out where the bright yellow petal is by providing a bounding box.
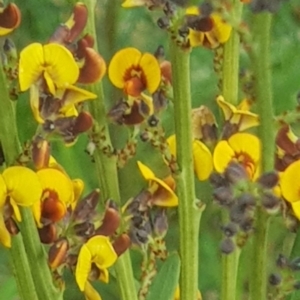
[151,180,178,207]
[186,6,199,15]
[59,85,97,113]
[84,281,102,300]
[3,167,42,206]
[19,43,44,91]
[213,140,235,173]
[0,175,7,207]
[86,236,118,269]
[139,53,161,94]
[71,179,84,210]
[37,168,74,206]
[122,0,147,7]
[98,268,109,284]
[44,70,56,95]
[29,85,45,124]
[137,161,156,181]
[108,48,141,88]
[281,160,300,203]
[32,200,42,228]
[10,199,21,222]
[291,202,300,220]
[76,243,92,291]
[167,134,176,157]
[43,43,79,88]
[228,133,260,165]
[216,95,235,120]
[188,28,204,47]
[211,13,232,44]
[237,112,259,131]
[0,214,11,248]
[193,140,213,181]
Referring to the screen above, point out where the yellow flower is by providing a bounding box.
[217,96,259,138]
[0,3,21,36]
[0,167,42,247]
[174,286,202,300]
[33,167,83,224]
[167,134,213,181]
[137,161,178,207]
[19,43,79,94]
[108,48,161,97]
[186,6,232,49]
[213,133,261,180]
[75,235,118,298]
[281,160,300,219]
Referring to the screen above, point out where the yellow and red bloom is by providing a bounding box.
[137,161,178,207]
[108,47,161,97]
[167,134,213,181]
[75,235,118,299]
[185,6,232,49]
[0,3,21,36]
[280,160,300,219]
[0,167,42,247]
[213,133,261,180]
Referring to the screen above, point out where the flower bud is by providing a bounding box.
[113,234,131,256]
[224,161,249,184]
[153,209,168,237]
[221,222,238,237]
[220,238,235,254]
[95,207,120,236]
[257,172,279,189]
[268,273,281,286]
[32,137,50,170]
[213,186,234,206]
[48,238,69,269]
[72,111,93,135]
[261,193,281,215]
[38,223,57,244]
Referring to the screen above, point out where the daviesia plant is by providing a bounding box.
[0,0,299,300]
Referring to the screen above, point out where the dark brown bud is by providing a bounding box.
[261,193,280,214]
[95,207,120,236]
[225,162,249,184]
[209,172,227,188]
[32,137,50,170]
[268,273,281,286]
[113,234,131,256]
[153,209,168,237]
[73,189,99,222]
[48,238,69,269]
[38,223,57,244]
[72,111,93,135]
[221,223,238,237]
[0,3,21,33]
[5,218,19,236]
[160,60,172,85]
[213,186,234,206]
[220,238,235,255]
[257,172,279,189]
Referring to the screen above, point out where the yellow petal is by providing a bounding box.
[213,140,236,173]
[211,13,232,44]
[0,175,7,207]
[193,140,213,181]
[76,243,92,291]
[108,48,142,88]
[186,6,199,15]
[86,236,118,269]
[139,53,161,94]
[237,112,259,131]
[98,268,109,284]
[43,43,79,88]
[122,0,147,7]
[84,281,102,300]
[19,43,44,91]
[29,85,45,124]
[228,133,260,165]
[10,199,21,222]
[37,168,74,206]
[32,200,42,228]
[137,161,156,180]
[151,180,178,207]
[217,95,235,120]
[291,202,300,220]
[0,214,11,247]
[71,179,84,210]
[281,160,300,203]
[59,85,97,114]
[167,134,176,157]
[188,28,204,47]
[3,167,42,206]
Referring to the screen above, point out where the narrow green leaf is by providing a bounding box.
[146,253,180,300]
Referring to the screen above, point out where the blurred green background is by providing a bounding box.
[1,0,300,299]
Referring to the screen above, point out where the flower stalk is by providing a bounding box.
[249,12,274,300]
[170,43,202,300]
[83,1,138,300]
[220,1,243,299]
[0,61,60,300]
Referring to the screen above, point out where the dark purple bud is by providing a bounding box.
[213,186,234,206]
[220,238,235,254]
[225,161,249,184]
[221,222,238,237]
[257,172,279,189]
[268,273,281,286]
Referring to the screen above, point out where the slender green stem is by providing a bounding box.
[19,208,63,300]
[221,0,243,105]
[0,61,59,299]
[250,13,274,300]
[170,43,201,300]
[83,1,138,300]
[10,235,38,300]
[221,2,243,299]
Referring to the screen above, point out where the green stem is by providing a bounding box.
[83,1,138,300]
[221,1,243,299]
[19,208,63,300]
[10,235,38,300]
[250,12,274,300]
[221,0,243,105]
[0,61,59,299]
[170,44,200,300]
